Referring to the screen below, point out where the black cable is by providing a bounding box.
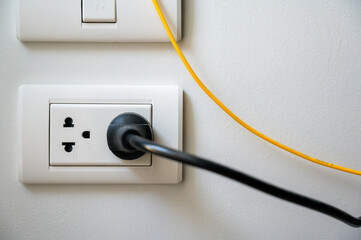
[107,113,361,227]
[128,134,361,228]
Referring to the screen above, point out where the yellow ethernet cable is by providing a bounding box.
[152,0,361,176]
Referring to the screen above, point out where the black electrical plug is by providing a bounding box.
[105,115,361,228]
[107,113,153,160]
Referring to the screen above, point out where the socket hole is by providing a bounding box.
[62,142,75,152]
[82,131,90,139]
[63,117,74,128]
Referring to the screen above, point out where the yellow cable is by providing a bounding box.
[152,0,361,176]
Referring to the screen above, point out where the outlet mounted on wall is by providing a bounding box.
[50,104,152,166]
[18,85,183,184]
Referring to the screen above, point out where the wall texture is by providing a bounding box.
[1,0,361,239]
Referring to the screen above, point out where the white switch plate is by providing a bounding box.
[18,85,183,184]
[16,0,181,42]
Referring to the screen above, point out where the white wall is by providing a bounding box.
[1,0,361,239]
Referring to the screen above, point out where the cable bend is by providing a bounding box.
[129,134,361,228]
[151,0,361,176]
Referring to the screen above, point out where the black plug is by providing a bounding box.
[107,113,153,160]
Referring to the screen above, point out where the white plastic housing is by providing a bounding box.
[82,0,116,23]
[16,0,181,42]
[18,85,183,184]
[50,104,152,166]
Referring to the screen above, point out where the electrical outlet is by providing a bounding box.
[19,85,182,184]
[50,104,152,166]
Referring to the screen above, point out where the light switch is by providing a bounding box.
[82,0,116,23]
[17,0,181,42]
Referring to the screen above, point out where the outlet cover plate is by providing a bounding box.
[18,85,183,184]
[50,104,152,166]
[16,0,181,42]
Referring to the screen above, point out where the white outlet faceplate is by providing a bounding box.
[50,104,152,166]
[16,0,181,42]
[19,85,182,184]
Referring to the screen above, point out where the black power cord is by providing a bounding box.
[129,134,361,227]
[107,113,361,228]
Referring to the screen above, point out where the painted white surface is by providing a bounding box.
[1,0,361,239]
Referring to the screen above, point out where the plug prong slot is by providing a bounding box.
[62,142,75,152]
[63,117,74,128]
[82,131,90,139]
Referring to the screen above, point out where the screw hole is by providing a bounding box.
[82,131,90,139]
[63,117,74,128]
